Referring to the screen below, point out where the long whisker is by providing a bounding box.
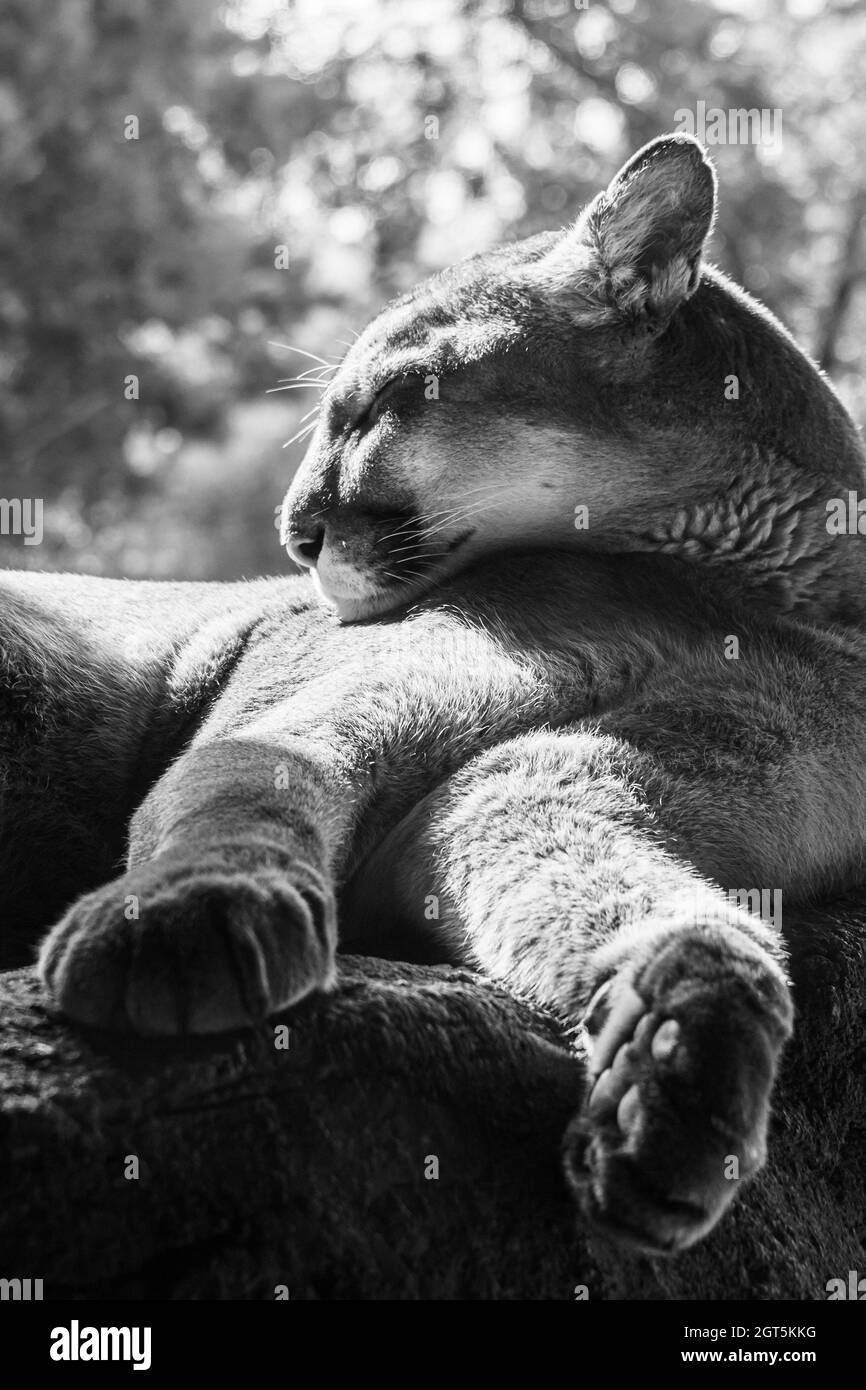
[385,497,500,547]
[282,420,319,449]
[381,512,495,557]
[279,369,338,387]
[412,483,504,519]
[389,567,433,583]
[277,369,335,383]
[266,382,329,393]
[422,482,505,508]
[268,342,338,368]
[383,539,452,556]
[414,498,501,540]
[388,552,452,565]
[376,512,476,547]
[270,365,337,394]
[415,498,499,531]
[380,567,433,586]
[374,486,503,546]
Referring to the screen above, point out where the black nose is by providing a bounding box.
[287,527,324,569]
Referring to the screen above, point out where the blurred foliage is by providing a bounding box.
[1,0,865,578]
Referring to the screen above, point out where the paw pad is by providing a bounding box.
[565,931,791,1254]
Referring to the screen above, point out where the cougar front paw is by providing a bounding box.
[39,849,336,1035]
[563,926,793,1254]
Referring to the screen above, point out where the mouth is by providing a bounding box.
[315,527,477,622]
[313,577,417,623]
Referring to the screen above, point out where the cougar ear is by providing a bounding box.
[538,134,717,325]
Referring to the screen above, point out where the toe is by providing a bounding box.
[585,982,646,1077]
[616,1084,642,1135]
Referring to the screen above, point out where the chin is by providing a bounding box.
[312,548,481,623]
[313,574,419,623]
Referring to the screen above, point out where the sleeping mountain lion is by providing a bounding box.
[4,135,866,1255]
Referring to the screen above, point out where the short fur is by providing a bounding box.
[4,136,866,1255]
[281,134,866,628]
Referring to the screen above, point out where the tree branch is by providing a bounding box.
[2,907,865,1299]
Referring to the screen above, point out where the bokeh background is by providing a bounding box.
[1,0,864,579]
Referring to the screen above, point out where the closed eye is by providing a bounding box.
[349,373,412,434]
